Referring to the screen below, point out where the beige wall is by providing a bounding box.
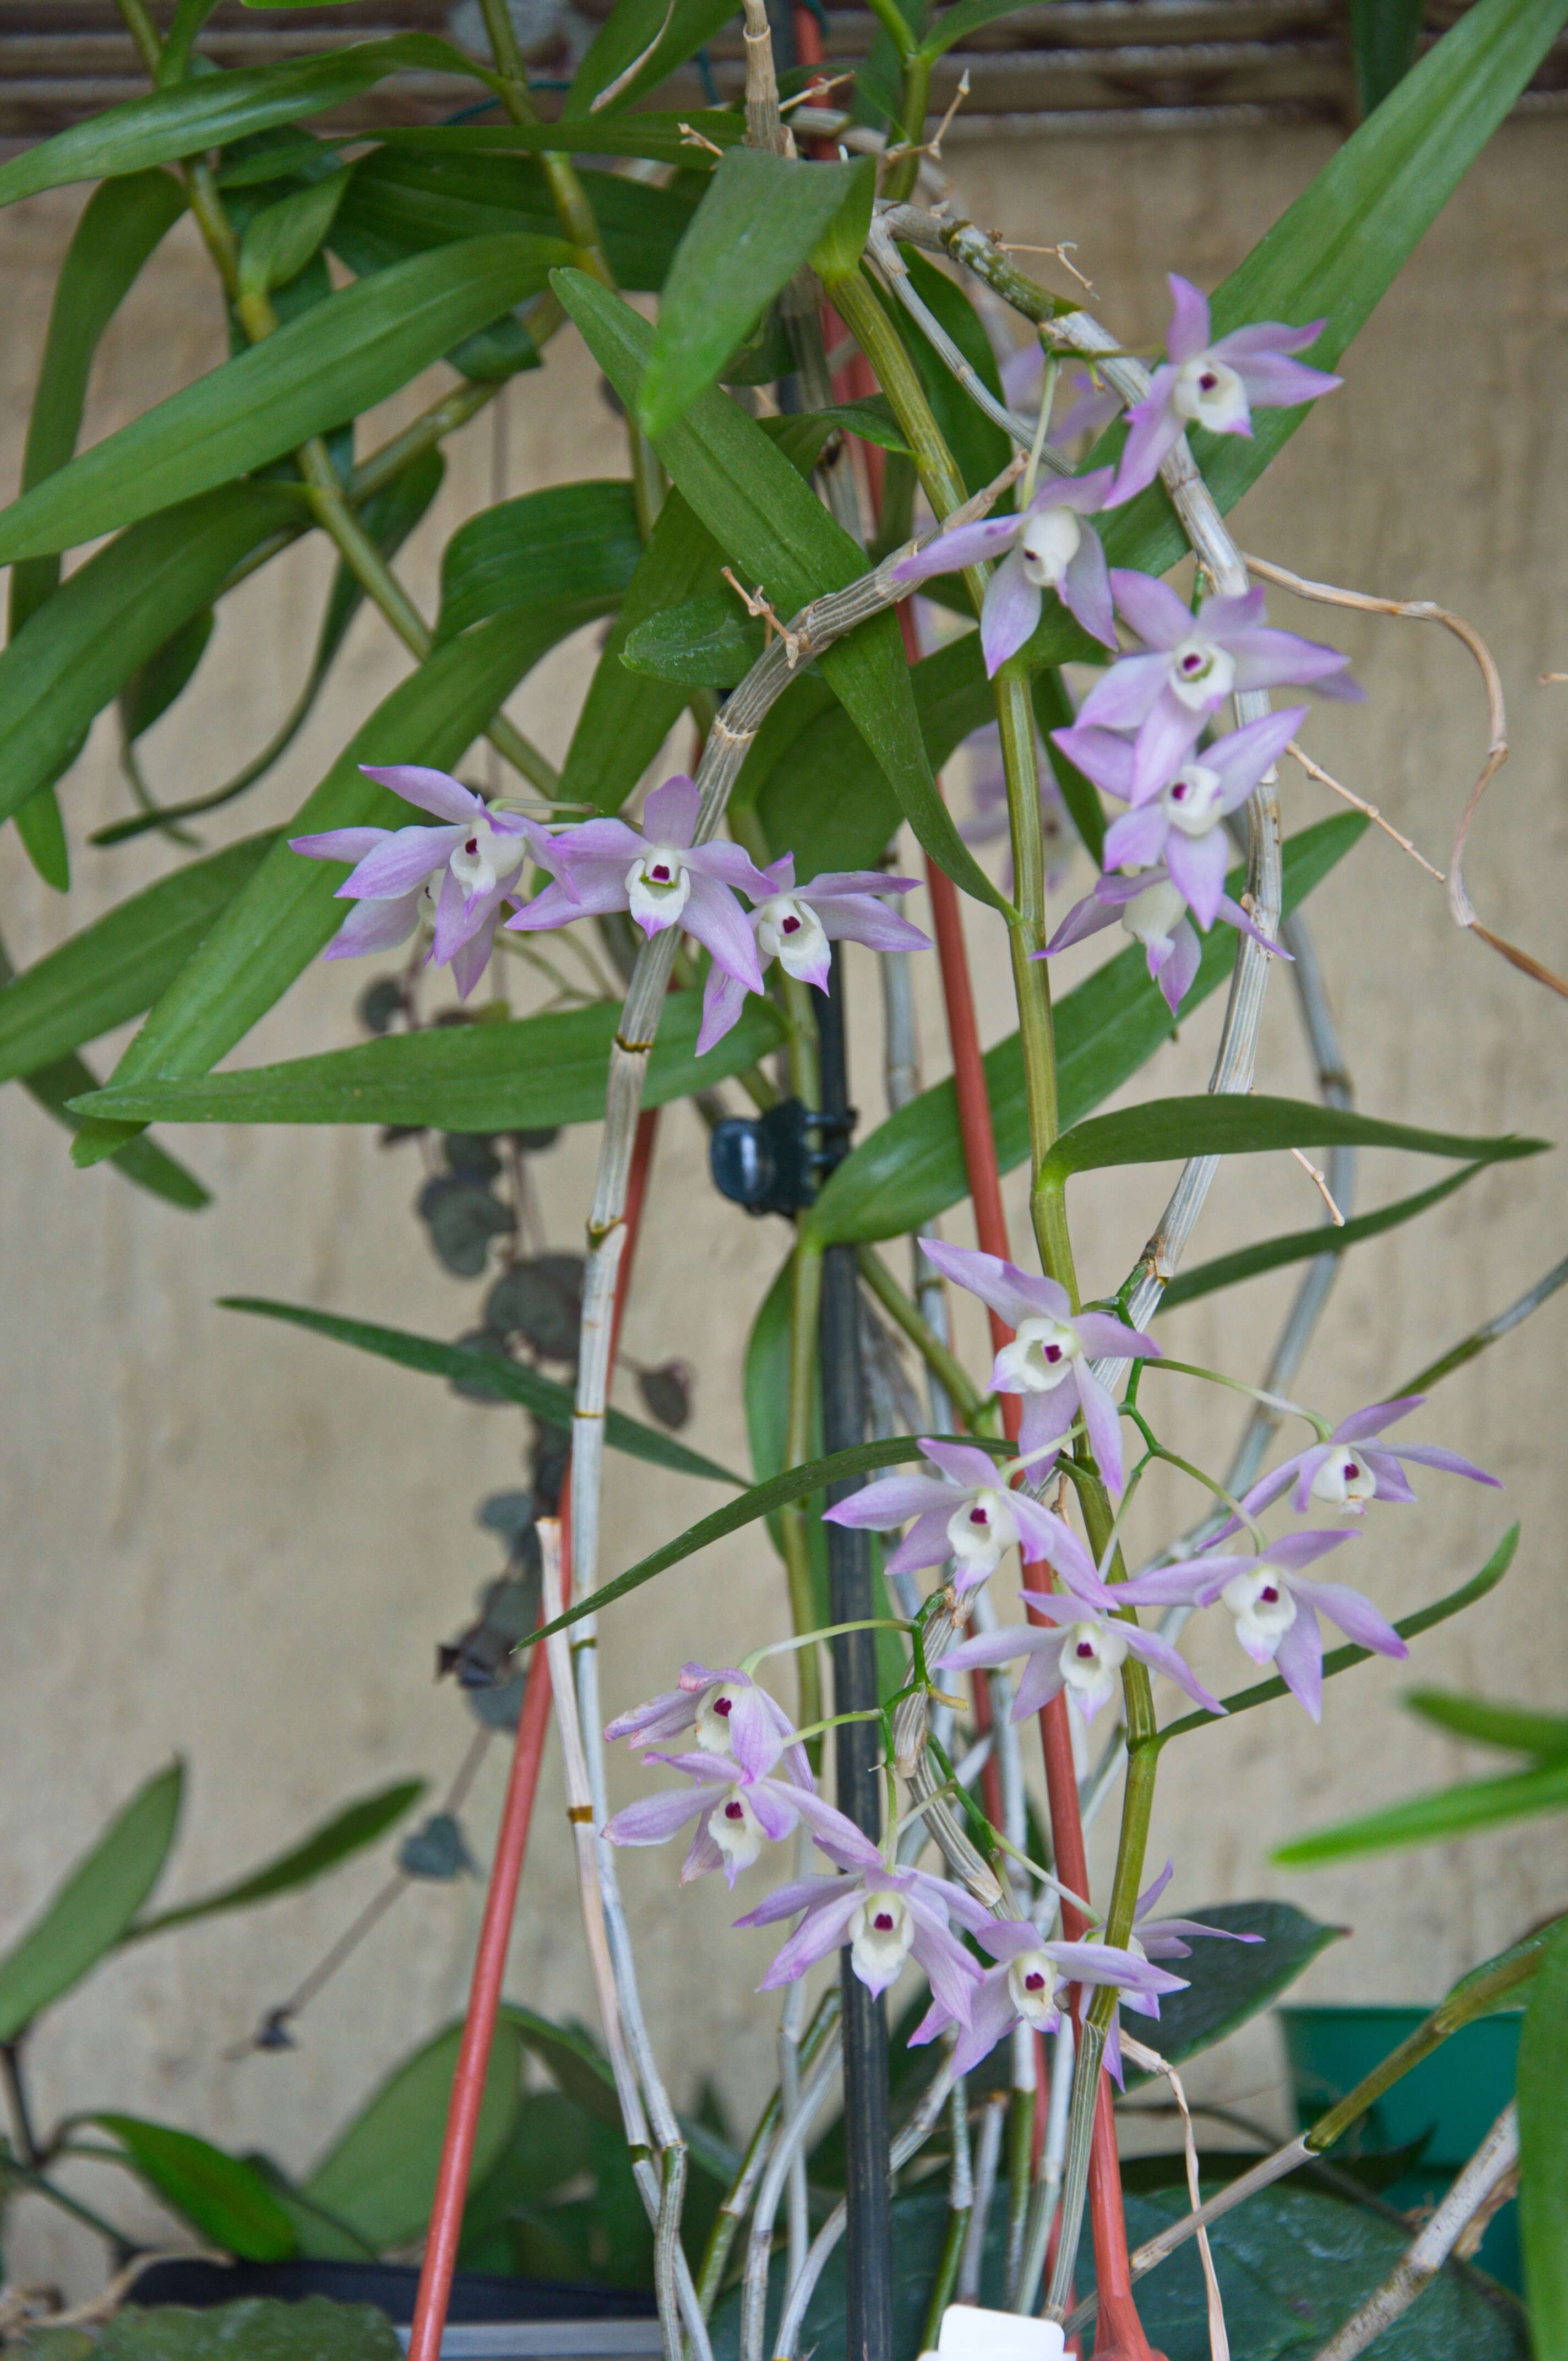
[1,117,1564,2295]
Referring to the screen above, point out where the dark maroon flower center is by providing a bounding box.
[724,1800,744,1821]
[782,915,801,934]
[1170,780,1190,802]
[873,1912,895,1933]
[465,837,480,855]
[651,863,672,882]
[1180,651,1205,675]
[1024,1971,1046,1992]
[1260,1585,1280,1604]
[1075,1641,1096,1661]
[1344,1462,1359,1478]
[714,1695,732,1717]
[969,1508,989,1526]
[1198,370,1219,393]
[1042,1343,1063,1364]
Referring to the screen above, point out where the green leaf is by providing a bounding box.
[554,269,1011,915]
[217,1299,745,1488]
[371,111,746,168]
[96,2299,401,2361]
[567,0,742,117]
[0,37,496,210]
[69,988,787,1135]
[302,2018,522,2250]
[1348,0,1427,114]
[238,165,350,300]
[622,590,763,689]
[533,1431,1009,1644]
[17,1047,212,1210]
[744,1251,829,1617]
[129,1781,424,1940]
[1404,1689,1568,1758]
[332,147,696,297]
[1039,1096,1545,1192]
[1159,1163,1488,1313]
[161,0,224,84]
[0,485,303,831]
[1275,1756,1568,1867]
[498,2004,622,2129]
[1519,1916,1568,2352]
[918,0,1033,61]
[1120,1903,1346,2088]
[1159,1525,1521,1750]
[640,151,873,436]
[435,480,642,644]
[0,238,565,564]
[804,814,1365,1246]
[13,789,70,894]
[121,611,217,746]
[90,2117,297,2261]
[70,609,568,1173]
[1087,0,1568,598]
[809,157,878,287]
[0,1764,182,2041]
[0,834,277,1088]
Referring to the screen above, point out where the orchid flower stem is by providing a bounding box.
[856,1244,989,1424]
[1004,2078,1036,2302]
[694,1989,841,2318]
[1124,1411,1267,1549]
[786,1707,886,1753]
[741,1620,911,1677]
[1019,353,1060,513]
[783,1240,826,1747]
[880,41,932,204]
[1140,1357,1325,1432]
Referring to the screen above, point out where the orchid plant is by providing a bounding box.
[3,0,1565,2356]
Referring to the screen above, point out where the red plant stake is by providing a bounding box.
[407,1110,660,2361]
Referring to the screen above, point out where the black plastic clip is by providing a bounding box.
[709,1097,857,1218]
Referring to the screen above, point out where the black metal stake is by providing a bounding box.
[816,947,894,2361]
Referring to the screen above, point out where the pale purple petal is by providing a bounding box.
[696,964,749,1055]
[1114,1560,1226,1609]
[1123,1624,1225,1715]
[981,548,1043,677]
[1042,891,1122,955]
[550,817,644,866]
[1017,1388,1076,1466]
[603,1786,718,1845]
[908,1910,985,2022]
[1229,352,1342,407]
[605,1689,695,1746]
[1076,650,1172,731]
[919,1439,1007,1491]
[1286,1444,1338,1513]
[1052,724,1138,801]
[1015,1590,1086,1629]
[1131,697,1208,803]
[1359,1448,1418,1503]
[1207,706,1306,808]
[939,1626,1057,1675]
[428,864,477,967]
[1156,919,1202,1013]
[977,1918,1047,1964]
[748,1778,803,1844]
[1273,1604,1324,1720]
[1049,1939,1186,1999]
[1103,805,1169,870]
[725,1688,785,1781]
[1223,625,1353,694]
[1060,523,1117,649]
[946,1968,1022,2077]
[823,1473,956,1530]
[1388,1443,1500,1487]
[689,839,775,896]
[1109,567,1195,652]
[804,869,919,899]
[788,1788,884,1867]
[1049,380,1125,446]
[323,894,422,959]
[1165,275,1212,363]
[358,764,482,824]
[292,826,390,866]
[449,909,500,1000]
[1334,1396,1423,1443]
[1012,1637,1070,1720]
[892,514,1022,586]
[643,774,699,846]
[1135,1859,1175,1918]
[681,1822,725,1881]
[1072,1312,1161,1363]
[1209,317,1327,360]
[1074,1363,1125,1496]
[1268,1529,1358,1571]
[344,824,461,900]
[1288,1576,1408,1658]
[1216,894,1289,959]
[507,872,627,931]
[755,1886,867,1987]
[1143,1916,1262,1948]
[732,1872,842,1929]
[884,1509,960,1577]
[810,896,933,955]
[917,1236,1068,1330]
[1011,1500,1105,1597]
[1110,379,1183,504]
[681,872,765,992]
[1164,825,1229,929]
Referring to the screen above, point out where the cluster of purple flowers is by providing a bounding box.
[294,772,930,1042]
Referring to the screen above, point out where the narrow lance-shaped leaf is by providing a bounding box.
[0,238,567,564]
[217,1298,745,1489]
[435,480,643,644]
[70,608,571,1173]
[16,1045,211,1212]
[127,1780,426,1941]
[804,815,1366,1246]
[303,2017,523,2250]
[1275,1756,1568,1865]
[0,36,499,210]
[0,834,277,1087]
[90,2117,298,2262]
[0,1763,183,2041]
[238,165,351,301]
[565,0,743,118]
[556,269,1010,915]
[1403,1690,1568,1758]
[1038,1096,1547,1191]
[639,151,874,436]
[69,990,790,1135]
[1518,1917,1568,2352]
[369,112,745,167]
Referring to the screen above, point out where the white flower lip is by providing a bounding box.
[1221,1565,1298,1653]
[626,848,692,930]
[1060,1620,1128,1715]
[1006,1950,1063,2030]
[849,1891,914,1987]
[994,1314,1082,1395]
[1163,761,1224,836]
[756,893,828,980]
[1020,506,1082,588]
[1310,1448,1378,1507]
[1172,352,1249,433]
[945,1486,1018,1574]
[1167,632,1237,711]
[707,1788,765,1871]
[695,1687,740,1753]
[448,817,525,900]
[1121,878,1188,950]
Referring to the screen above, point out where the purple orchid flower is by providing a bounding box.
[938,1587,1224,1724]
[505,774,772,995]
[821,1438,1104,1598]
[603,1661,807,1784]
[1076,572,1358,801]
[698,853,930,1054]
[916,1238,1159,1494]
[960,722,1072,897]
[1215,1396,1501,1534]
[1039,862,1288,1017]
[1112,274,1342,503]
[1116,1530,1407,1721]
[601,1736,864,1888]
[999,351,1126,453]
[1058,705,1305,920]
[1098,1862,1264,2083]
[908,1916,1186,2079]
[891,469,1121,670]
[290,766,558,1000]
[737,1838,992,2022]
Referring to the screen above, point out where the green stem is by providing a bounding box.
[783,1238,826,1743]
[1004,2082,1035,2300]
[113,0,164,77]
[920,2202,970,2348]
[881,48,934,205]
[856,1244,988,1427]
